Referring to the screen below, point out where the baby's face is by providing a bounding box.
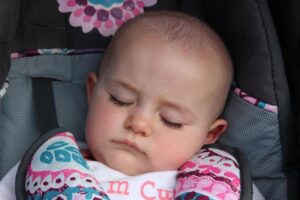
[85,33,226,175]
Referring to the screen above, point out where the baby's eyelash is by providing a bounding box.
[160,117,183,129]
[109,95,183,129]
[109,95,132,107]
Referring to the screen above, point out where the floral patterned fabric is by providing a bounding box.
[175,148,241,200]
[25,132,110,199]
[24,132,241,200]
[57,0,157,36]
[234,88,278,114]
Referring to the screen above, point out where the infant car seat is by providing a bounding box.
[0,0,298,199]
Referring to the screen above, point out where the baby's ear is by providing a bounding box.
[86,72,98,105]
[205,119,227,144]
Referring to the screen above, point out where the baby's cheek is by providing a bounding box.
[153,137,190,169]
[88,97,123,132]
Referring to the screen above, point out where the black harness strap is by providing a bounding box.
[15,78,61,198]
[31,77,59,133]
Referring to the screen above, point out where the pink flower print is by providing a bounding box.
[28,176,41,193]
[177,176,199,191]
[199,165,221,174]
[57,0,157,37]
[10,52,20,59]
[197,177,213,190]
[224,172,240,188]
[180,161,196,171]
[40,175,52,191]
[224,192,239,200]
[211,182,227,196]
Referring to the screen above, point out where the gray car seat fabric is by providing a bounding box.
[0,53,100,179]
[221,92,285,200]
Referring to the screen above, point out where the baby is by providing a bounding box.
[0,11,254,200]
[84,10,236,199]
[84,10,233,176]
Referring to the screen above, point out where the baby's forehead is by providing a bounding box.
[111,29,225,76]
[105,14,232,81]
[117,26,221,62]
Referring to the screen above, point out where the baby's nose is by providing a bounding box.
[124,110,152,137]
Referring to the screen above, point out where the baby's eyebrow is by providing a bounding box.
[109,78,139,94]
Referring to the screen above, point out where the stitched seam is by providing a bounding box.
[255,0,278,106]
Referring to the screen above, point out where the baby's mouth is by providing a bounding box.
[111,139,144,154]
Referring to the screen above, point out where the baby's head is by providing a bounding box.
[85,11,233,175]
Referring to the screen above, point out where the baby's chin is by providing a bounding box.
[94,154,150,175]
[93,151,178,175]
[105,160,151,176]
[105,160,178,176]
